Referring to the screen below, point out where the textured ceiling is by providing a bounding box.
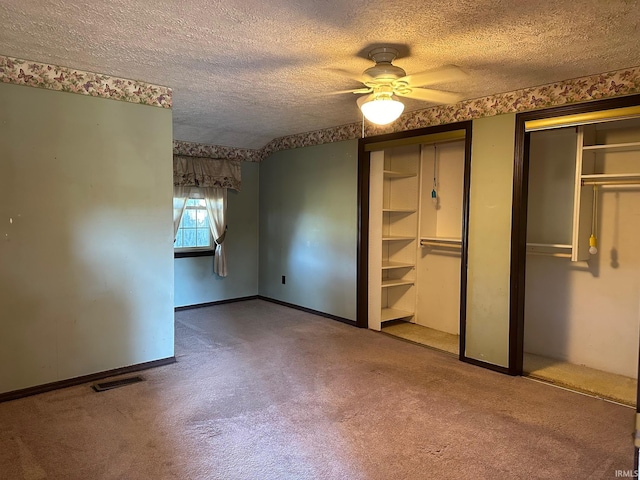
[1,0,639,149]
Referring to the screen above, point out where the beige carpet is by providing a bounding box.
[381,324,637,407]
[382,321,459,355]
[524,352,637,407]
[0,300,635,479]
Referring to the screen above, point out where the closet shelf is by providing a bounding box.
[382,261,415,270]
[381,308,414,322]
[420,236,461,243]
[582,141,640,152]
[383,170,417,178]
[526,243,572,258]
[526,243,572,249]
[381,279,414,288]
[581,173,640,182]
[382,235,415,241]
[382,208,417,213]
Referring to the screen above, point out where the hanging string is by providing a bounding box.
[589,184,598,254]
[431,144,437,200]
[362,113,365,138]
[593,185,598,234]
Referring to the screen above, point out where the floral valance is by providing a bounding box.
[173,155,241,191]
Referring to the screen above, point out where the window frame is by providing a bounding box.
[174,197,215,258]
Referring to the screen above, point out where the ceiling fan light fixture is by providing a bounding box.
[359,95,405,125]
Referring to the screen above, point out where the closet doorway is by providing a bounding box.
[512,97,640,407]
[357,122,472,357]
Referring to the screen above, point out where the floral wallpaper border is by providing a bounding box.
[0,55,171,108]
[10,52,635,159]
[180,63,640,162]
[173,140,262,163]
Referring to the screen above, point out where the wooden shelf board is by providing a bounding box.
[382,209,417,213]
[382,261,415,270]
[382,236,415,241]
[381,279,414,288]
[383,170,417,178]
[381,308,414,322]
[526,243,573,258]
[526,243,572,249]
[420,236,462,244]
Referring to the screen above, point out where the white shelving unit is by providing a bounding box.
[527,121,640,262]
[572,120,640,261]
[368,146,420,331]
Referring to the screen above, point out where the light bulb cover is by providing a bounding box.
[359,96,404,125]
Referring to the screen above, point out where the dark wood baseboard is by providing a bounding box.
[460,356,512,375]
[174,295,259,311]
[258,296,357,327]
[174,249,214,259]
[0,356,176,404]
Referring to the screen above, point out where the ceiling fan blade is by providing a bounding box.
[324,87,372,95]
[397,65,466,87]
[396,88,462,104]
[325,89,359,95]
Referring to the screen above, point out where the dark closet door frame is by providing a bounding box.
[509,93,640,376]
[356,120,473,363]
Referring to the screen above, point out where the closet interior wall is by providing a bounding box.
[524,119,640,379]
[417,141,465,336]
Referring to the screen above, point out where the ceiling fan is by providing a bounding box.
[339,46,466,125]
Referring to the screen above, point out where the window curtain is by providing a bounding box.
[173,155,241,191]
[173,155,239,278]
[203,187,228,277]
[173,186,191,239]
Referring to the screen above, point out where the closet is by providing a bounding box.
[368,133,467,355]
[523,116,640,405]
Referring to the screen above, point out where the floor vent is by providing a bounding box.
[92,376,144,392]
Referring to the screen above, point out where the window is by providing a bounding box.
[174,198,212,252]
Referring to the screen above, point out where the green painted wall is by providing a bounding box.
[259,140,358,321]
[465,114,516,367]
[0,83,174,394]
[174,161,259,306]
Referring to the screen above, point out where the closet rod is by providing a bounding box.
[582,179,640,186]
